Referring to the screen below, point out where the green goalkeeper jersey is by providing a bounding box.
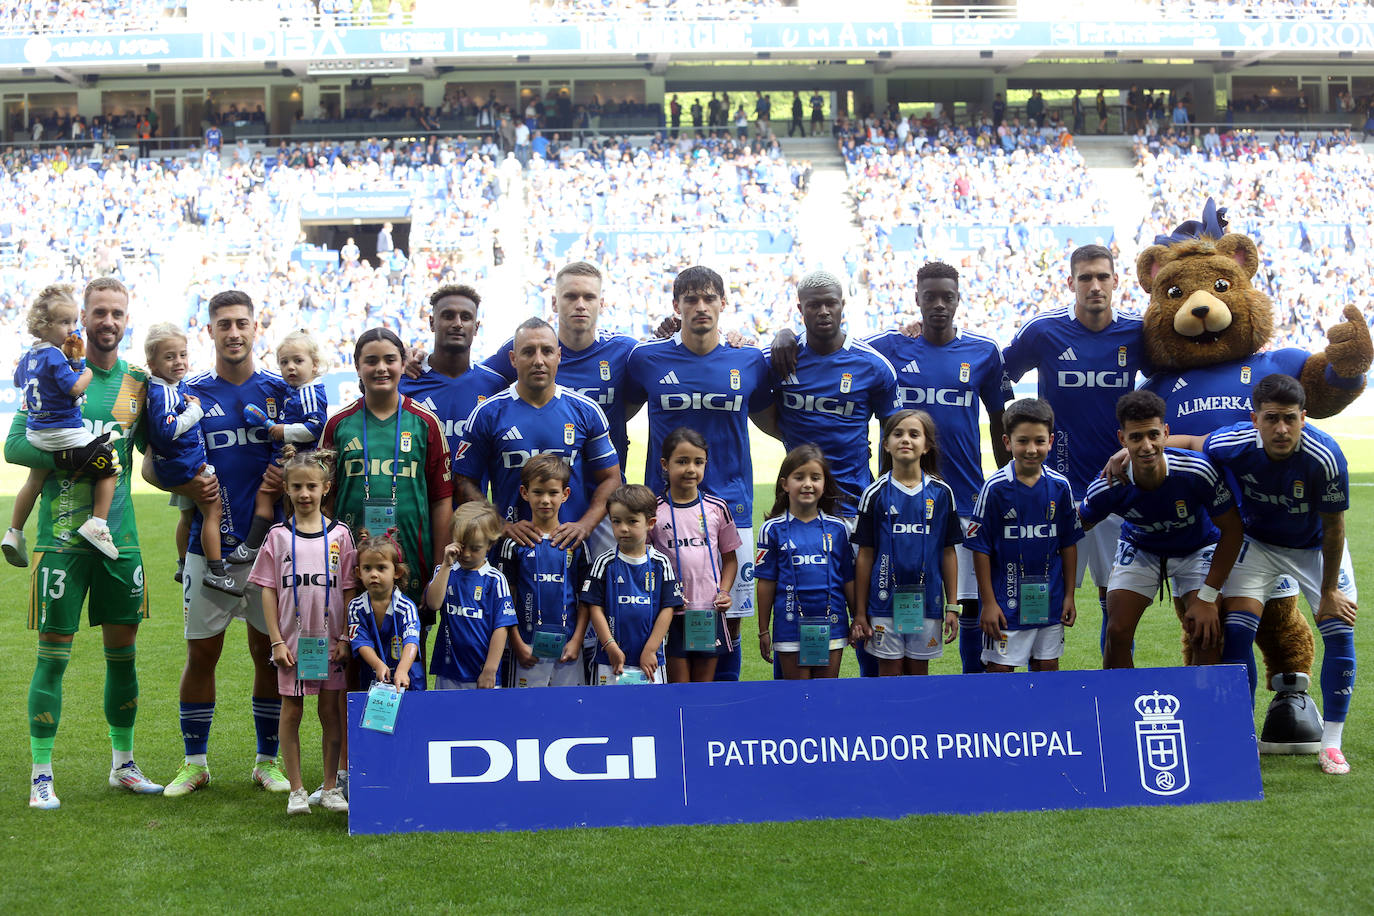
[5,359,148,556]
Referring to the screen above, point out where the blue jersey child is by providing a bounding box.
[349,530,426,691]
[231,330,329,565]
[851,410,964,677]
[4,284,120,567]
[142,323,236,593]
[496,454,592,688]
[756,445,855,681]
[967,399,1084,673]
[582,485,683,686]
[425,501,516,689]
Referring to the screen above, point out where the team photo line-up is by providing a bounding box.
[6,246,1358,817]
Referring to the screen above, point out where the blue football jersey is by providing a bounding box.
[15,343,82,430]
[1204,422,1347,550]
[484,331,637,467]
[1139,349,1309,436]
[145,376,207,484]
[755,512,854,641]
[1079,449,1234,557]
[347,589,426,690]
[966,465,1084,628]
[281,380,328,446]
[853,472,964,618]
[1002,308,1144,494]
[580,548,683,666]
[400,362,509,461]
[867,329,1013,517]
[769,335,899,516]
[186,368,291,554]
[625,334,772,528]
[453,385,619,525]
[495,534,591,642]
[429,563,517,683]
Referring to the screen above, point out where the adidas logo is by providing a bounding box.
[1003,509,1016,520]
[501,426,523,441]
[901,359,920,374]
[1171,378,1188,393]
[1241,473,1258,484]
[659,371,680,385]
[780,372,798,386]
[205,403,226,418]
[419,397,438,412]
[1058,347,1078,361]
[1125,508,1143,519]
[616,575,625,583]
[888,505,899,515]
[344,437,362,452]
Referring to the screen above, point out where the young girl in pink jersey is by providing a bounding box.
[650,428,740,683]
[248,448,359,816]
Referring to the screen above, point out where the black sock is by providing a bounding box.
[245,515,273,549]
[207,559,227,576]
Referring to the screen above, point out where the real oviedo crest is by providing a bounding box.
[1135,691,1190,796]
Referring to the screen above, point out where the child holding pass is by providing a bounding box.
[582,484,683,685]
[851,410,963,676]
[967,398,1082,673]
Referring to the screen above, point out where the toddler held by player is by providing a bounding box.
[247,448,359,816]
[851,410,963,676]
[230,330,328,565]
[143,323,233,593]
[4,284,119,566]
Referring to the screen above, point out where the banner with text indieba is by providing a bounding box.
[347,666,1260,835]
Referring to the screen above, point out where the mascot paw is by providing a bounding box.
[1324,304,1373,378]
[1257,672,1323,755]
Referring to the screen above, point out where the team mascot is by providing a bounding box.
[1134,199,1371,752]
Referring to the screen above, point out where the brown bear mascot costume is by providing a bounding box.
[1135,199,1371,752]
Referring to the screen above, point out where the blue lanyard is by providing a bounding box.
[784,512,834,618]
[886,474,926,588]
[360,400,403,502]
[667,495,718,606]
[290,517,333,627]
[534,539,573,630]
[1010,474,1054,579]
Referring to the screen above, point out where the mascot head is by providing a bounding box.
[1134,198,1275,371]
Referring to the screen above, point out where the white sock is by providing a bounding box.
[112,749,134,769]
[338,768,348,780]
[186,753,208,766]
[256,753,276,764]
[92,516,108,526]
[32,763,53,780]
[1322,720,1344,750]
[7,527,21,536]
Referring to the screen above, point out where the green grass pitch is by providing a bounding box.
[1,419,1372,913]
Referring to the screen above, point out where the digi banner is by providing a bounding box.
[348,666,1261,835]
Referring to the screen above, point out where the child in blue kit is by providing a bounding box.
[496,455,592,688]
[4,284,119,565]
[851,410,963,676]
[142,322,232,593]
[968,398,1083,673]
[230,330,329,565]
[426,501,516,689]
[348,529,425,691]
[582,485,683,685]
[756,445,854,680]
